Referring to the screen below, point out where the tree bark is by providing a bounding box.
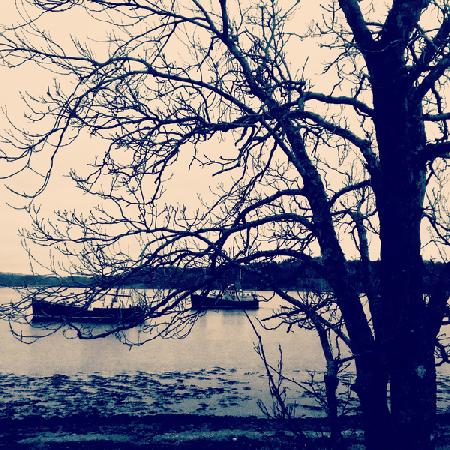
[390,342,437,449]
[314,321,343,448]
[337,2,445,446]
[355,365,393,450]
[282,119,397,448]
[372,62,437,448]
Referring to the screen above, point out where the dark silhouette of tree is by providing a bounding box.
[258,290,354,448]
[0,1,449,448]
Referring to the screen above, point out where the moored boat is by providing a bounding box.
[31,298,145,324]
[191,288,259,310]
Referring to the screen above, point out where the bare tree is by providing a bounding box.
[0,1,449,449]
[259,291,354,448]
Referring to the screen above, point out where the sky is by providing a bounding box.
[0,1,317,273]
[0,1,444,274]
[0,2,116,272]
[0,2,236,273]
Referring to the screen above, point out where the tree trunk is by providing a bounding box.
[284,93,440,448]
[390,343,437,449]
[380,184,436,448]
[314,321,343,448]
[371,65,437,448]
[354,358,393,450]
[324,367,341,448]
[377,192,437,449]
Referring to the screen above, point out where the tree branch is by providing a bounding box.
[380,0,431,50]
[423,112,450,122]
[328,180,371,208]
[414,53,450,100]
[414,14,450,74]
[425,141,450,161]
[289,109,380,176]
[304,92,373,116]
[338,0,376,56]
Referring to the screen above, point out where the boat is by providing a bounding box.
[31,297,145,324]
[191,287,259,310]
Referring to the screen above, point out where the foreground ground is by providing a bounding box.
[1,414,450,449]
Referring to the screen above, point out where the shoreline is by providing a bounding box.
[2,413,450,449]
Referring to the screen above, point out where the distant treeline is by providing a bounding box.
[0,273,90,288]
[0,260,448,292]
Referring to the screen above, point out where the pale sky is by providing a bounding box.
[0,1,444,274]
[0,2,120,272]
[0,1,319,273]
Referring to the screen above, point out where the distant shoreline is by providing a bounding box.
[0,260,447,292]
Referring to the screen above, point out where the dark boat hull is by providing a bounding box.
[191,293,259,310]
[32,300,145,324]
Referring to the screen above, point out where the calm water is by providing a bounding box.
[0,288,323,375]
[0,288,448,418]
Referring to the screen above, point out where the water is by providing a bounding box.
[0,289,323,375]
[0,288,448,419]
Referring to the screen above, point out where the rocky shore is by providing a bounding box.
[1,369,449,449]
